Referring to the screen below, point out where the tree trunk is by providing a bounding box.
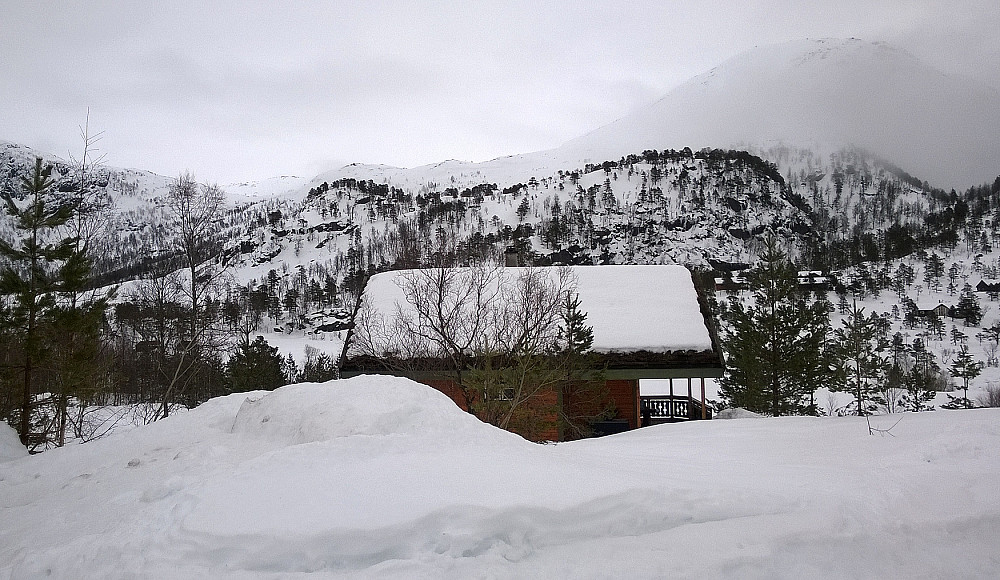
[20,352,32,447]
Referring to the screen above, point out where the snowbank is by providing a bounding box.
[230,374,506,444]
[0,420,26,461]
[715,407,764,419]
[3,377,1000,579]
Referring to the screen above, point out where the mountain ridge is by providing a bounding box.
[313,38,998,193]
[557,38,1000,191]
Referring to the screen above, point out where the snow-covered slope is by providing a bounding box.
[559,38,1000,190]
[2,376,999,578]
[222,175,310,203]
[1,140,306,206]
[305,154,565,199]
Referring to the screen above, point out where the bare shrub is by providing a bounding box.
[977,383,1000,408]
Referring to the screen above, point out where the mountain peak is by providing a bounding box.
[560,38,999,189]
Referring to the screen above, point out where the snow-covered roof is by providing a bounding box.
[359,265,714,353]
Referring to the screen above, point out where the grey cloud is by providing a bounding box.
[1,1,998,183]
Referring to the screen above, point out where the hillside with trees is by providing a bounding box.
[2,137,1000,448]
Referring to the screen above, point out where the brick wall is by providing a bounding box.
[417,378,560,442]
[605,379,640,429]
[423,379,469,411]
[415,377,638,441]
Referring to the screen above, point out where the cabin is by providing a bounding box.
[915,302,952,318]
[796,271,831,291]
[341,265,725,441]
[714,270,831,293]
[976,279,1000,293]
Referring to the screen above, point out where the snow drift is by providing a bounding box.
[230,375,499,444]
[0,421,26,462]
[2,376,1000,579]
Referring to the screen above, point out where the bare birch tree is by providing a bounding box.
[150,173,232,419]
[352,265,598,437]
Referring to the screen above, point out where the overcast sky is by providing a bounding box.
[2,1,998,184]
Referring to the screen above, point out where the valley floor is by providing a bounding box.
[2,376,999,579]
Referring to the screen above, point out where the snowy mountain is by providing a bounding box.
[317,39,999,193]
[1,140,307,206]
[559,38,1000,191]
[222,175,311,203]
[0,140,304,284]
[6,38,997,282]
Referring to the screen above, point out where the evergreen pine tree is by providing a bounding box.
[901,296,920,329]
[892,263,915,298]
[719,237,832,416]
[227,336,286,392]
[558,292,594,355]
[900,338,938,412]
[832,303,890,415]
[0,158,88,446]
[955,283,982,326]
[516,196,530,222]
[925,253,945,286]
[947,345,982,408]
[555,291,611,439]
[282,353,300,384]
[926,313,945,341]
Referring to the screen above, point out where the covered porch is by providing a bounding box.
[588,366,723,436]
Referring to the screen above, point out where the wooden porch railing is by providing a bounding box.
[640,395,712,424]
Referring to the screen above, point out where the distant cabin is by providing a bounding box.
[341,265,725,442]
[915,302,952,318]
[976,279,1000,293]
[714,270,830,292]
[796,271,831,291]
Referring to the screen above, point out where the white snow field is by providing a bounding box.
[2,376,999,579]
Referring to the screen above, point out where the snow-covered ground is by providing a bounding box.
[223,175,310,203]
[2,376,998,579]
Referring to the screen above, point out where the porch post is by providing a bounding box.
[633,379,640,430]
[669,378,674,419]
[701,377,706,419]
[687,378,692,420]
